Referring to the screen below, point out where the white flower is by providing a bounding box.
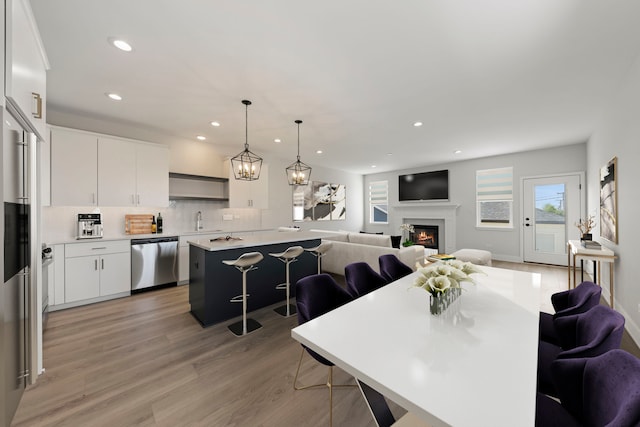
[399,223,415,233]
[412,261,483,295]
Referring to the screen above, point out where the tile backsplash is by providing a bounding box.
[42,200,262,244]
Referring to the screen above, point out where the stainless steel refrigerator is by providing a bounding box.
[1,105,37,426]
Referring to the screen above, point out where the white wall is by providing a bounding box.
[259,155,364,232]
[363,143,587,261]
[586,52,640,344]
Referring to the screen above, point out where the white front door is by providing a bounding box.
[522,174,584,265]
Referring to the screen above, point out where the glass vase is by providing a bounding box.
[429,287,462,315]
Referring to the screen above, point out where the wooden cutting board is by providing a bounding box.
[125,214,154,234]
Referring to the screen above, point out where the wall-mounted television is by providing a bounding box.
[398,170,449,201]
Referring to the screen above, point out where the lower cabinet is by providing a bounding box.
[63,240,131,305]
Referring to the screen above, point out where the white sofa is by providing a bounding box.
[313,230,425,276]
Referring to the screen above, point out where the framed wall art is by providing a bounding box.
[600,156,618,243]
[292,181,346,222]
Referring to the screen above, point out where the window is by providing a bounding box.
[369,180,388,224]
[476,167,513,228]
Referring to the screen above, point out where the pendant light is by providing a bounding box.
[231,100,263,181]
[286,120,312,186]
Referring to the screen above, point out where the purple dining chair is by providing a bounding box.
[539,281,601,346]
[535,349,640,427]
[345,262,388,298]
[294,273,355,426]
[378,254,413,282]
[537,304,625,397]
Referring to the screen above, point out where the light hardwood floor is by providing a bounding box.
[12,262,639,426]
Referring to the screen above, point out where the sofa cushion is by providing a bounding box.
[348,233,392,248]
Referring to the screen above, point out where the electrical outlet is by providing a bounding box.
[223,214,233,221]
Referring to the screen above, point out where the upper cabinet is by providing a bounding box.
[98,138,169,207]
[50,127,169,207]
[50,128,98,206]
[228,163,269,209]
[4,0,48,138]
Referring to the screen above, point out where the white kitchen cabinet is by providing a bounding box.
[135,143,169,207]
[50,128,98,206]
[51,126,169,207]
[64,256,100,303]
[97,137,169,207]
[4,0,48,138]
[228,164,269,208]
[63,240,131,305]
[97,137,136,206]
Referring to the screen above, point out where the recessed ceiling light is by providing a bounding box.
[454,149,462,154]
[316,150,323,154]
[274,138,281,143]
[197,135,206,141]
[387,153,393,156]
[106,93,122,101]
[110,38,132,52]
[371,165,377,168]
[210,121,220,127]
[413,122,423,127]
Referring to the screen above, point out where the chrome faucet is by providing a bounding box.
[196,211,203,231]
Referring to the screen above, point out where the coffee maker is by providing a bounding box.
[77,213,103,239]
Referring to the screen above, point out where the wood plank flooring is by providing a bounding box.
[12,262,639,426]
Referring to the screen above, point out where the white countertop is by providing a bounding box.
[188,230,331,251]
[292,266,541,427]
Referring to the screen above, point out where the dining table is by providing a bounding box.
[291,265,542,427]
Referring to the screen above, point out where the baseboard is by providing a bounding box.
[601,287,640,350]
[491,254,522,263]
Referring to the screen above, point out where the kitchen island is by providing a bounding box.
[188,231,330,327]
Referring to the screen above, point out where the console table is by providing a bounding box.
[567,240,616,308]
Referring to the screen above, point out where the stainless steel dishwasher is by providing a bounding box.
[131,236,179,291]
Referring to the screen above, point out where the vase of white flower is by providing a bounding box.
[429,287,462,315]
[399,223,415,247]
[413,260,484,315]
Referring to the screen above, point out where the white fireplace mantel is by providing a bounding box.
[391,204,459,254]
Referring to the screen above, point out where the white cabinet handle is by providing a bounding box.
[32,93,43,119]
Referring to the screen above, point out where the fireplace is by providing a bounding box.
[410,225,439,250]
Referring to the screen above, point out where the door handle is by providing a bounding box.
[32,92,43,119]
[95,259,98,270]
[101,259,104,270]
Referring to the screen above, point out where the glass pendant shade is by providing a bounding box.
[286,120,312,186]
[231,100,262,181]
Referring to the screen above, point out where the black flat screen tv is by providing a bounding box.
[398,170,449,201]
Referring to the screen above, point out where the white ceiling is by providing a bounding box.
[31,0,640,175]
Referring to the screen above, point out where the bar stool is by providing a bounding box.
[304,241,332,274]
[222,251,264,336]
[269,245,304,317]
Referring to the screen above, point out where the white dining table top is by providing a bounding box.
[291,266,541,427]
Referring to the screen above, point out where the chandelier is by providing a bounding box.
[286,120,312,186]
[230,100,263,181]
